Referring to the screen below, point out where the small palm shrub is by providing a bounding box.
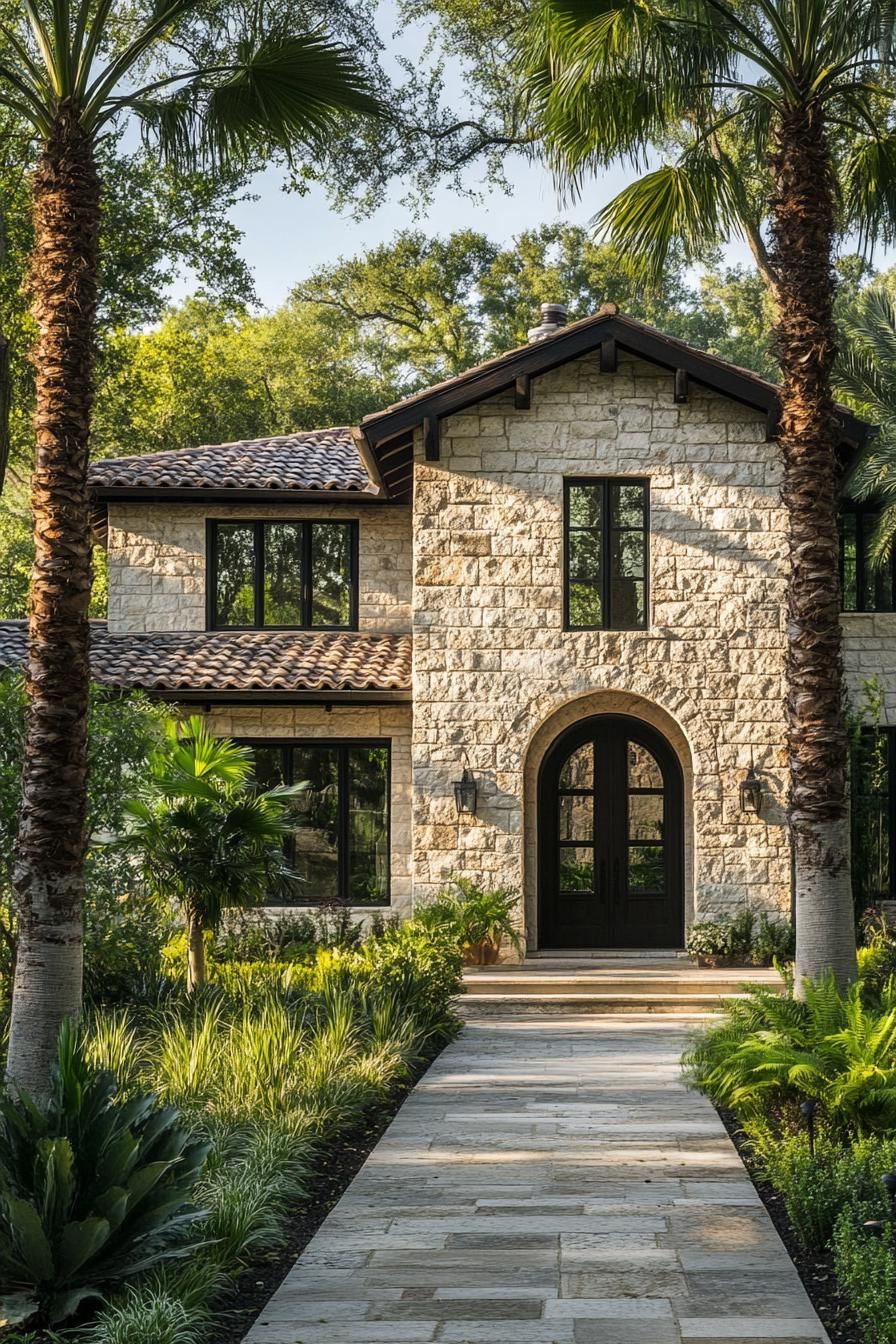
[0,1024,209,1327]
[417,878,523,964]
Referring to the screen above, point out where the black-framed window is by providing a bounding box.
[208,520,358,629]
[245,739,390,906]
[851,727,896,907]
[564,478,649,630]
[840,506,896,612]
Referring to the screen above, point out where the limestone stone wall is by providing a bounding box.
[411,349,793,943]
[106,501,412,633]
[204,702,413,920]
[842,613,896,725]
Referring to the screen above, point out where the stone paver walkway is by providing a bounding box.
[244,1016,830,1344]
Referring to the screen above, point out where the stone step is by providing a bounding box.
[464,967,780,994]
[458,991,754,1017]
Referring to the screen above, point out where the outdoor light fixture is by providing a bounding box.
[453,751,478,818]
[799,1099,818,1158]
[739,753,763,816]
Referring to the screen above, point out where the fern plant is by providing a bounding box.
[687,975,896,1136]
[0,1023,209,1327]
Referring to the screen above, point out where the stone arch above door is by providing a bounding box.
[523,690,697,952]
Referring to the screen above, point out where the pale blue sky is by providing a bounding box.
[189,3,756,312]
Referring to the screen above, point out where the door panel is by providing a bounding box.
[538,715,683,949]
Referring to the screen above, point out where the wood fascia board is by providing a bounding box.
[361,313,873,453]
[91,486,398,505]
[148,688,413,705]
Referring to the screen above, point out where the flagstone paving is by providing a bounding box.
[243,1015,830,1344]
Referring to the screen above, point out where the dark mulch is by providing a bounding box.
[718,1106,863,1344]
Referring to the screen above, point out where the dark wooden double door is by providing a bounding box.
[539,715,684,949]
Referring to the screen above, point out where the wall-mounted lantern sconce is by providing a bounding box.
[739,753,763,816]
[453,750,478,817]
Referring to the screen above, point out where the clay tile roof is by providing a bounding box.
[88,427,372,495]
[0,623,411,697]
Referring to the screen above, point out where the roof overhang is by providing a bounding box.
[358,309,876,502]
[91,486,391,505]
[148,689,413,705]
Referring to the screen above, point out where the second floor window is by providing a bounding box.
[564,478,649,630]
[840,506,896,613]
[209,520,357,629]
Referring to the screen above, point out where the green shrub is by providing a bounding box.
[750,913,795,965]
[686,919,734,962]
[415,878,522,962]
[685,912,793,966]
[0,1024,208,1327]
[744,1123,896,1252]
[834,1210,896,1342]
[686,974,896,1136]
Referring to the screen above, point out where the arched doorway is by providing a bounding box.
[537,714,684,949]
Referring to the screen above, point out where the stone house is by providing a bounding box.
[1,303,890,953]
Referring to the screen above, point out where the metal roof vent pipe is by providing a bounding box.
[527,302,568,343]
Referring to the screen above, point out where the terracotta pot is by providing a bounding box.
[463,937,502,966]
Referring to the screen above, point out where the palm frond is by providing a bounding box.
[594,144,743,283]
[843,128,896,248]
[126,33,380,171]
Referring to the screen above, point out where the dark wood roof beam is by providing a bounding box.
[514,374,531,410]
[423,415,440,462]
[599,338,617,374]
[674,369,689,404]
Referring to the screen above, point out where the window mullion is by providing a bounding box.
[255,522,265,627]
[303,522,313,628]
[602,480,611,629]
[339,746,349,904]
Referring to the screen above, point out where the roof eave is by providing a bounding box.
[143,688,413,704]
[359,311,874,455]
[90,485,395,505]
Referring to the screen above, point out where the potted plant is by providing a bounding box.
[686,918,735,969]
[433,878,524,965]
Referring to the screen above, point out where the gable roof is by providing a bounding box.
[359,306,875,501]
[89,427,379,501]
[0,622,411,703]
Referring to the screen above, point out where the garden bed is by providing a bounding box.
[718,1106,863,1344]
[215,1049,438,1344]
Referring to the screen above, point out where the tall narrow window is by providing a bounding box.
[851,728,896,908]
[241,740,391,907]
[209,520,357,629]
[564,479,649,630]
[839,506,896,612]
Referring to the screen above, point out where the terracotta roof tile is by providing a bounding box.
[89,427,371,494]
[0,623,411,696]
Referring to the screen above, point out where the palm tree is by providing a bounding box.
[1,1,378,1093]
[114,717,301,990]
[522,0,896,989]
[835,285,896,563]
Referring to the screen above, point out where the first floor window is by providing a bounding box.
[840,507,896,612]
[851,727,895,907]
[245,740,390,906]
[564,478,649,630]
[210,520,357,629]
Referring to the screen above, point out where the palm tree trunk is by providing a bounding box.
[5,108,99,1095]
[186,911,206,991]
[771,100,857,992]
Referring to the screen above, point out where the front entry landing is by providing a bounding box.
[537,714,684,950]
